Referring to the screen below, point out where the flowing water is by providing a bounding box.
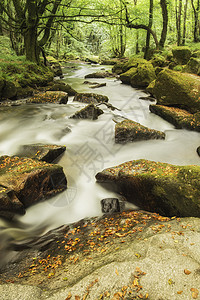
[0,62,200,262]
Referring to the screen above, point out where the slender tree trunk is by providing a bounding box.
[144,0,153,59]
[0,5,3,35]
[176,0,182,45]
[159,0,168,48]
[182,0,188,45]
[191,0,200,42]
[136,31,139,54]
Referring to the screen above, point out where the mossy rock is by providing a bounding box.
[0,156,67,212]
[17,144,66,163]
[0,186,25,219]
[47,82,77,96]
[85,71,114,79]
[73,93,109,104]
[148,69,200,113]
[172,46,191,65]
[192,50,200,58]
[112,62,124,75]
[122,57,147,73]
[185,57,200,75]
[130,63,156,88]
[70,104,104,120]
[0,80,17,100]
[150,55,168,67]
[119,67,137,84]
[96,159,200,217]
[115,119,165,143]
[29,91,68,104]
[173,65,184,72]
[150,104,200,132]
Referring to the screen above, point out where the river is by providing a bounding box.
[0,62,200,260]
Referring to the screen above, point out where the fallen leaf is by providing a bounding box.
[75,296,81,300]
[177,291,183,294]
[65,292,72,300]
[184,269,191,275]
[115,269,119,275]
[190,288,199,299]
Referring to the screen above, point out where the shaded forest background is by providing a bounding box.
[0,0,199,64]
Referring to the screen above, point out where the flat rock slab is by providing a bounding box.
[96,159,200,217]
[115,119,165,143]
[73,93,109,104]
[46,82,77,96]
[17,144,66,163]
[0,156,67,210]
[150,104,200,132]
[85,71,114,78]
[29,91,68,104]
[0,211,200,300]
[70,104,103,120]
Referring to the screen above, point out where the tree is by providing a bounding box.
[191,0,200,42]
[144,0,154,59]
[0,0,63,63]
[159,0,168,48]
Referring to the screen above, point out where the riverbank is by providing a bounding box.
[0,210,200,300]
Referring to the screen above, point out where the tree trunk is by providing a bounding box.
[182,0,188,45]
[176,0,182,45]
[144,0,153,59]
[191,0,200,42]
[159,0,168,48]
[24,28,40,63]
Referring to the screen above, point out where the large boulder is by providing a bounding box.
[185,57,200,75]
[150,104,200,132]
[29,91,68,104]
[120,62,156,87]
[17,144,66,163]
[73,93,109,104]
[172,46,192,65]
[0,186,25,219]
[70,104,103,120]
[115,119,165,143]
[147,69,200,113]
[96,159,200,217]
[0,156,67,210]
[0,79,17,100]
[47,82,77,96]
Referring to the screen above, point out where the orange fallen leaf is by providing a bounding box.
[115,269,119,275]
[177,291,183,294]
[190,288,199,299]
[65,292,72,300]
[184,269,191,275]
[75,296,81,300]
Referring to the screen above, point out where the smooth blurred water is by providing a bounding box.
[0,62,200,257]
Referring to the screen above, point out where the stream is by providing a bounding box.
[0,62,200,263]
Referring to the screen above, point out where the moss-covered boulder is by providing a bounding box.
[172,46,192,65]
[150,55,168,67]
[29,91,68,104]
[185,57,200,75]
[119,67,137,84]
[47,82,77,96]
[0,186,25,219]
[0,156,67,212]
[120,62,156,87]
[73,93,109,104]
[122,57,148,73]
[85,71,114,79]
[96,159,200,217]
[130,63,156,88]
[150,104,200,132]
[115,120,165,143]
[70,104,104,120]
[0,79,17,100]
[147,69,200,113]
[17,144,66,163]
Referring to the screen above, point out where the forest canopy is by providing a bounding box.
[0,0,199,63]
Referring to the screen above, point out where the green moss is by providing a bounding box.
[130,63,156,88]
[119,67,137,84]
[172,46,191,64]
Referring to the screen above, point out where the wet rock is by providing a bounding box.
[17,144,66,163]
[115,119,165,143]
[47,82,77,96]
[0,186,25,219]
[150,104,200,132]
[101,198,121,213]
[120,62,156,87]
[101,59,117,65]
[29,91,68,104]
[185,57,200,75]
[147,69,200,113]
[197,146,200,157]
[70,104,103,120]
[85,71,114,79]
[0,155,67,208]
[172,46,191,64]
[96,159,200,217]
[90,83,106,89]
[54,127,71,140]
[0,80,17,100]
[73,93,109,104]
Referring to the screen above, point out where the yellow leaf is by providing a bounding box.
[65,292,72,300]
[115,269,119,275]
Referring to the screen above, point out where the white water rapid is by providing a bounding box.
[0,62,200,256]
